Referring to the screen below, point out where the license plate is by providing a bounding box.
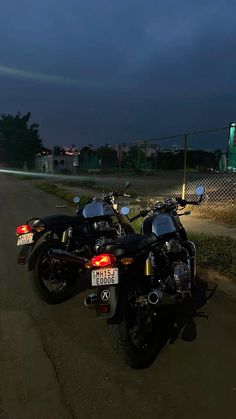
[91,268,119,286]
[17,233,34,246]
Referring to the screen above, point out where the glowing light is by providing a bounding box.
[91,254,116,267]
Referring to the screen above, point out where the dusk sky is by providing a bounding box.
[0,0,236,149]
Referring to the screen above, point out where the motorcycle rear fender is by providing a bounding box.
[27,233,59,271]
[96,285,120,319]
[17,230,50,266]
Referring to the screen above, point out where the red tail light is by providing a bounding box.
[16,224,32,236]
[91,254,116,267]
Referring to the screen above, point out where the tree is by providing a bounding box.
[0,112,42,168]
[53,145,65,155]
[127,145,145,168]
[97,146,118,167]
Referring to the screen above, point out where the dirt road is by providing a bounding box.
[1,175,236,419]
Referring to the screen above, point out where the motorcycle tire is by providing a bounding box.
[107,296,160,369]
[29,240,79,304]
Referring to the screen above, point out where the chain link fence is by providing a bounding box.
[114,126,236,207]
[35,124,236,206]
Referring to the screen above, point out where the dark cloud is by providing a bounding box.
[0,0,236,148]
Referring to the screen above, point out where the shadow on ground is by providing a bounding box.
[154,278,217,360]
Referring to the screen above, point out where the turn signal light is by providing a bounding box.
[121,257,134,265]
[91,254,116,267]
[16,225,32,236]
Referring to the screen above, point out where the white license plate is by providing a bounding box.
[17,233,34,246]
[91,268,119,286]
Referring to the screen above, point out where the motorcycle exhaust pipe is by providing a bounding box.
[147,289,162,305]
[147,289,176,306]
[84,293,97,308]
[48,249,87,265]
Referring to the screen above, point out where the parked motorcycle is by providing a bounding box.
[16,184,135,304]
[83,186,205,368]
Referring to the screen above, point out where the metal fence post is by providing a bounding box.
[144,139,147,176]
[118,144,122,176]
[182,133,188,199]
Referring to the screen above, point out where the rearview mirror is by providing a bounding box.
[120,206,130,215]
[73,196,80,204]
[195,186,205,196]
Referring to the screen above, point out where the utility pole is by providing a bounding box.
[182,134,188,199]
[118,144,122,176]
[144,140,147,176]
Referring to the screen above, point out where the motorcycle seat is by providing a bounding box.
[99,233,158,257]
[40,214,84,227]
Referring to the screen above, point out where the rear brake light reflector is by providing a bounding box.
[98,304,110,313]
[17,256,26,265]
[91,254,116,268]
[16,225,32,236]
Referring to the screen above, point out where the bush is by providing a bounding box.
[188,232,236,280]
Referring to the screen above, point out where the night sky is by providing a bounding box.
[0,0,236,149]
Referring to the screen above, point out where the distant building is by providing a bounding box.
[35,154,77,173]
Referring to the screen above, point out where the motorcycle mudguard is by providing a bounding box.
[27,235,58,271]
[17,231,48,266]
[96,285,120,319]
[17,244,34,265]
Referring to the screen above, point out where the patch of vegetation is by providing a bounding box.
[190,204,236,227]
[188,232,236,280]
[35,182,90,206]
[62,179,98,189]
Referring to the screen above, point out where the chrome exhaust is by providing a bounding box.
[147,289,162,305]
[49,249,87,265]
[84,293,97,308]
[147,289,176,306]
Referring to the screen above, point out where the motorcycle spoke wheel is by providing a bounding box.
[126,307,156,353]
[39,257,71,295]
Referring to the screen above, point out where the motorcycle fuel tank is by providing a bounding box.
[142,213,177,237]
[82,201,115,218]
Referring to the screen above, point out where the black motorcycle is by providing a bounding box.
[16,186,135,304]
[83,186,205,368]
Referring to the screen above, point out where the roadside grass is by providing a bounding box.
[35,182,89,206]
[62,179,98,189]
[60,179,139,198]
[189,204,236,227]
[188,232,236,281]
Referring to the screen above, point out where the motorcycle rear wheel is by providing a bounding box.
[107,296,160,369]
[30,240,79,304]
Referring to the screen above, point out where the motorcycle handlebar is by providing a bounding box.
[176,197,202,206]
[129,210,148,222]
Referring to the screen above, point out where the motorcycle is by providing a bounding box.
[83,186,205,368]
[16,183,135,304]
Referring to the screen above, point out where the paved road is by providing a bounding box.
[1,175,236,419]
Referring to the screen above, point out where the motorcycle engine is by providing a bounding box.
[173,261,191,294]
[151,239,192,296]
[92,221,111,232]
